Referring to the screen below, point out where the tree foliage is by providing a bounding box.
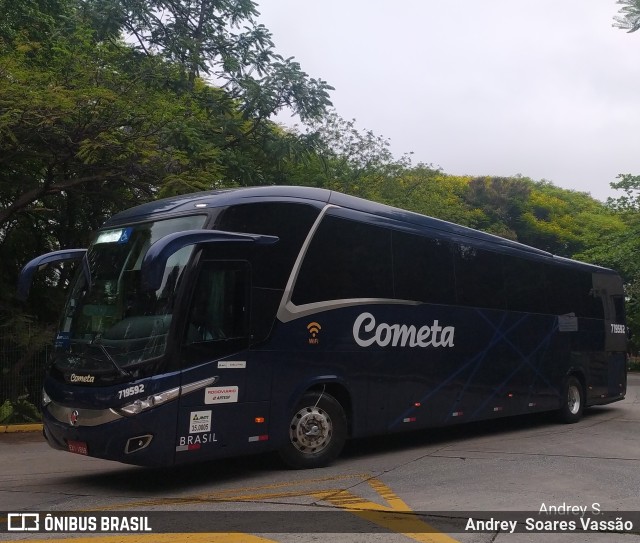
[286,111,413,196]
[81,0,333,120]
[613,0,640,32]
[0,0,72,45]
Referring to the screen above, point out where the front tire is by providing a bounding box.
[559,376,584,423]
[278,391,347,469]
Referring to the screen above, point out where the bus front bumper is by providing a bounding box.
[42,400,177,467]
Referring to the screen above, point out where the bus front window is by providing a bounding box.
[54,215,206,380]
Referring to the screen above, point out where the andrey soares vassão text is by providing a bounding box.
[465,504,634,534]
[465,516,634,533]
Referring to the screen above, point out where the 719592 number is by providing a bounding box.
[118,384,145,400]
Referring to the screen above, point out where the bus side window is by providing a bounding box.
[392,231,456,305]
[291,215,393,305]
[547,266,603,319]
[452,244,506,310]
[503,257,548,314]
[186,261,250,345]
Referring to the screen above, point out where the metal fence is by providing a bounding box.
[0,333,49,425]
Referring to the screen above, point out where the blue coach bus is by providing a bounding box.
[18,186,627,469]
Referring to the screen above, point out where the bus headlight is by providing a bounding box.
[42,388,52,408]
[116,387,179,416]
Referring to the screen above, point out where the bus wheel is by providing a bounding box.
[559,376,584,423]
[278,391,347,469]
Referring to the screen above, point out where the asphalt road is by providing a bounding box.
[2,374,640,543]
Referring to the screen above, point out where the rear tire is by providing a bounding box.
[559,376,584,423]
[278,391,347,469]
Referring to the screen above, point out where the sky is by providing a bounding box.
[256,0,640,202]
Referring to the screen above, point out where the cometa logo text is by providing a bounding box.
[70,373,95,383]
[353,312,455,348]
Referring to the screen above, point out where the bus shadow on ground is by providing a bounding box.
[70,453,285,495]
[341,405,616,461]
[70,405,619,494]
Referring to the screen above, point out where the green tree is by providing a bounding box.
[82,0,332,120]
[0,30,247,230]
[516,182,623,256]
[463,176,532,240]
[0,0,71,45]
[372,170,487,228]
[613,0,640,32]
[285,111,413,197]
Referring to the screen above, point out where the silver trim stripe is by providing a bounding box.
[45,376,218,427]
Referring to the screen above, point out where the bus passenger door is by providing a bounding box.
[175,260,255,461]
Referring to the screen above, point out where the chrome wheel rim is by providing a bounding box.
[289,405,332,454]
[567,384,581,415]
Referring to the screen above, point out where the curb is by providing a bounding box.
[0,423,43,433]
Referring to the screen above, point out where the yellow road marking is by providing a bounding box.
[313,478,460,543]
[202,472,372,493]
[85,488,345,510]
[84,473,371,510]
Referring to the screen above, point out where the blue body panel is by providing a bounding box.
[42,301,625,467]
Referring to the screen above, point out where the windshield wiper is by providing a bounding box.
[91,340,133,378]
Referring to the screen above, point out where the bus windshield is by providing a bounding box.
[54,215,206,379]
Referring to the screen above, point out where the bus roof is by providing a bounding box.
[103,186,615,274]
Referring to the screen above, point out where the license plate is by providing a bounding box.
[67,440,88,455]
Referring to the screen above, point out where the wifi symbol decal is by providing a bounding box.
[307,322,321,345]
